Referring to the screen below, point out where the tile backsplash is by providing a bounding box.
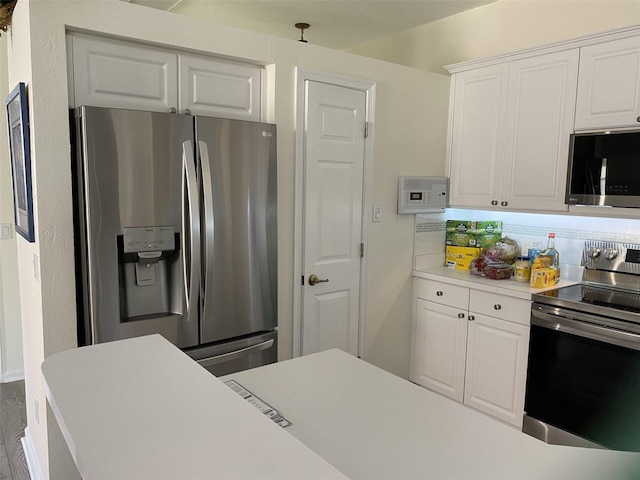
[414,208,640,281]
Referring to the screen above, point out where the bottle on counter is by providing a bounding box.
[543,233,560,284]
[527,244,542,265]
[514,256,531,283]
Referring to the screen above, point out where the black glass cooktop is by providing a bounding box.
[533,283,640,323]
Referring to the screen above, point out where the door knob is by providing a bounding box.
[308,274,329,286]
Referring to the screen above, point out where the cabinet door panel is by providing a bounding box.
[502,50,578,212]
[464,314,530,427]
[411,299,467,402]
[72,35,178,112]
[179,54,262,121]
[448,65,508,208]
[576,36,640,130]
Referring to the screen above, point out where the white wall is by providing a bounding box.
[0,34,24,382]
[349,0,640,74]
[8,0,448,477]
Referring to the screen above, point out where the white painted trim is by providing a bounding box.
[0,369,24,383]
[22,426,44,480]
[446,25,640,73]
[292,67,376,360]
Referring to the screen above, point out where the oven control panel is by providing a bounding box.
[583,240,640,274]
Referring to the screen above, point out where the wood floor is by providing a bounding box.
[0,380,29,480]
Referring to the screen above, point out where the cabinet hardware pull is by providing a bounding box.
[468,315,475,321]
[637,116,640,123]
[168,107,177,113]
[500,201,508,207]
[436,291,443,296]
[494,304,502,310]
[491,200,498,206]
[458,313,465,318]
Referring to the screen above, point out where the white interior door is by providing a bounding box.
[301,80,366,356]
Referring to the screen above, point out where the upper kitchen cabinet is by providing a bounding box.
[448,64,508,209]
[447,50,578,212]
[502,51,578,211]
[70,35,178,112]
[575,36,640,131]
[69,35,263,121]
[179,54,262,119]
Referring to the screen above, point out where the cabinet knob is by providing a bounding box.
[494,304,502,310]
[458,312,465,319]
[168,107,177,114]
[183,108,192,115]
[491,200,498,206]
[468,315,475,321]
[500,201,508,207]
[637,116,640,123]
[436,291,443,296]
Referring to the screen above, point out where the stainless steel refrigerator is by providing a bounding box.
[72,106,277,375]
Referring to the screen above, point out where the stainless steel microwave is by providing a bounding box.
[566,130,640,208]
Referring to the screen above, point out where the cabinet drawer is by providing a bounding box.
[414,278,469,310]
[469,290,530,326]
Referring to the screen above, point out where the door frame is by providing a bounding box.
[292,68,376,359]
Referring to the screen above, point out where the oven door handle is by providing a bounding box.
[531,307,640,351]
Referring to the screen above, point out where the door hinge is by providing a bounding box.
[360,242,364,258]
[364,122,369,139]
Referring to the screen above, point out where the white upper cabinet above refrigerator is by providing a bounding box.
[179,54,262,120]
[575,35,640,131]
[447,49,578,212]
[69,34,263,121]
[70,35,178,112]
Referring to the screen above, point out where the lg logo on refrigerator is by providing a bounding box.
[262,131,273,137]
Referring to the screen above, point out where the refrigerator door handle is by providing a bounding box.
[198,140,214,319]
[182,140,200,323]
[195,339,275,368]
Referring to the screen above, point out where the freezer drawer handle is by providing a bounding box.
[196,339,275,368]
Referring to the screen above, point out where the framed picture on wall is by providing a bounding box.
[5,82,34,242]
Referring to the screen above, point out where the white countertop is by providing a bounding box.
[413,266,578,299]
[42,334,640,480]
[228,349,640,480]
[41,335,347,480]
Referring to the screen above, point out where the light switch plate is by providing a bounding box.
[33,253,40,282]
[372,204,382,223]
[0,223,11,240]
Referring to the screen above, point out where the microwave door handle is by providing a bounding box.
[182,140,200,324]
[531,308,640,351]
[198,140,214,321]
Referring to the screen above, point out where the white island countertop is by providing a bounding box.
[41,335,347,480]
[226,348,640,480]
[43,335,640,480]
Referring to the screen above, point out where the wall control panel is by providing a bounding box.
[397,176,448,214]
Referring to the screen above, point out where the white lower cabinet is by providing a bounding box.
[411,278,530,428]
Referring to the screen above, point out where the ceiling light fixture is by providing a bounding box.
[295,23,310,43]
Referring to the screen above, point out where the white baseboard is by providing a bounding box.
[22,426,44,480]
[0,369,25,383]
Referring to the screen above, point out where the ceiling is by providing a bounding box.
[128,0,495,51]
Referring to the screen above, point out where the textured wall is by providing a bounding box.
[348,0,640,74]
[0,35,24,381]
